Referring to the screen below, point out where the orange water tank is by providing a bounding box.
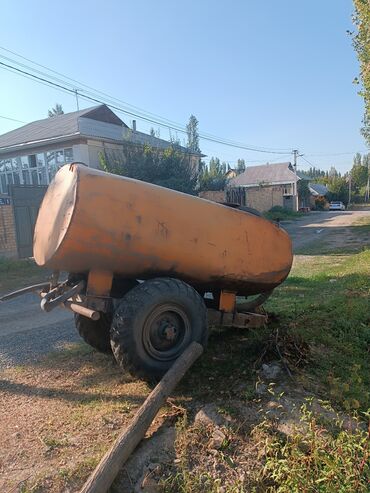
[34,164,292,295]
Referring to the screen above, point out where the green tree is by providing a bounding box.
[99,144,198,195]
[297,179,311,206]
[351,159,368,191]
[350,1,370,145]
[48,103,64,117]
[236,158,246,174]
[186,114,201,153]
[327,175,349,204]
[199,156,227,191]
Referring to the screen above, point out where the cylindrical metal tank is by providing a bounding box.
[34,164,293,295]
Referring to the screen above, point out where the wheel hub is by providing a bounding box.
[142,304,191,361]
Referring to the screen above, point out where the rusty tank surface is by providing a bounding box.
[34,163,292,294]
[30,163,293,379]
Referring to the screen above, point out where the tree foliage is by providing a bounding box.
[351,0,370,145]
[186,114,201,153]
[236,158,246,174]
[351,153,369,191]
[327,175,349,203]
[198,157,227,191]
[99,144,198,195]
[48,103,64,117]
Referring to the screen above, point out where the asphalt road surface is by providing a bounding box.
[282,209,370,251]
[0,209,369,368]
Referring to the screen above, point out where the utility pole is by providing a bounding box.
[348,173,351,207]
[292,149,299,211]
[74,89,80,111]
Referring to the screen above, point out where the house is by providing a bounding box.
[228,162,299,212]
[309,183,328,209]
[0,105,202,258]
[225,168,237,179]
[0,104,202,194]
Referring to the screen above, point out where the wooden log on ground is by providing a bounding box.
[79,341,204,493]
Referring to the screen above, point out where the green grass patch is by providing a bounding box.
[264,209,305,222]
[0,257,48,294]
[261,401,369,493]
[265,250,370,411]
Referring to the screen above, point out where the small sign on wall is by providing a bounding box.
[0,198,11,206]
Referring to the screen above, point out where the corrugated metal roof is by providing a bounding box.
[0,105,125,151]
[309,183,328,196]
[229,162,297,187]
[0,104,203,157]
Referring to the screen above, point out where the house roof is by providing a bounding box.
[309,183,328,196]
[0,104,203,157]
[229,162,298,187]
[0,105,127,152]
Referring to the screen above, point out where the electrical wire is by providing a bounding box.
[0,55,292,155]
[0,115,26,124]
[0,47,294,152]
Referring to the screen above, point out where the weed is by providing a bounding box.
[260,402,370,492]
[265,250,370,411]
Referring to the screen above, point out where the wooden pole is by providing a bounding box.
[79,341,203,493]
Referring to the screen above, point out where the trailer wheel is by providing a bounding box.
[75,278,138,353]
[110,278,208,380]
[75,313,112,353]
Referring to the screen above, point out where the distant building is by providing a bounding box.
[0,104,202,194]
[228,162,299,212]
[309,183,328,208]
[225,168,237,179]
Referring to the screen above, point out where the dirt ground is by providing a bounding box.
[0,209,369,492]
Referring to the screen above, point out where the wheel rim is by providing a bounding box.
[142,303,192,361]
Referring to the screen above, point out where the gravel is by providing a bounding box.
[0,293,79,369]
[0,320,80,369]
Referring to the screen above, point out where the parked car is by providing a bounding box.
[329,201,346,211]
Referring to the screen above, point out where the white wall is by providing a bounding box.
[73,144,90,165]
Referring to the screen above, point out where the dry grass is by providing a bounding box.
[0,343,149,492]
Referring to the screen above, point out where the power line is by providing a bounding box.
[0,46,294,153]
[305,151,368,157]
[300,156,317,168]
[0,115,26,124]
[0,55,292,155]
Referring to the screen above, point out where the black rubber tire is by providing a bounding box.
[75,313,112,353]
[110,278,208,380]
[75,278,138,353]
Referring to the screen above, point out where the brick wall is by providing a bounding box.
[0,195,18,258]
[245,185,284,212]
[199,190,226,203]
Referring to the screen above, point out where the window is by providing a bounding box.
[29,155,37,168]
[37,153,45,167]
[0,174,6,193]
[0,147,75,191]
[46,151,55,166]
[283,184,293,196]
[21,156,29,169]
[56,149,64,164]
[64,148,73,162]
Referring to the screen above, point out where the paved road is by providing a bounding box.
[0,293,76,368]
[281,210,370,251]
[0,209,369,368]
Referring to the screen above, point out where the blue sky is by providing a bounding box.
[0,0,367,173]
